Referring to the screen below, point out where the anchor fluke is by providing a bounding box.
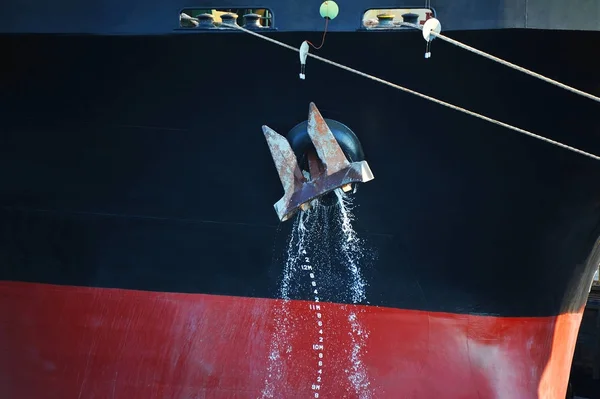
[263,103,374,222]
[262,125,307,198]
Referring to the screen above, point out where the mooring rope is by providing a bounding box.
[400,22,600,104]
[223,22,600,162]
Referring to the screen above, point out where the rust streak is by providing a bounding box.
[307,102,349,175]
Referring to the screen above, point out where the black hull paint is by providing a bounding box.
[1,30,600,317]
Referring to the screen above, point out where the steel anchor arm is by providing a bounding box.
[263,103,374,222]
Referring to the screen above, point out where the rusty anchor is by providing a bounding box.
[263,102,375,222]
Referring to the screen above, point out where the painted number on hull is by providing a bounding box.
[306,256,325,398]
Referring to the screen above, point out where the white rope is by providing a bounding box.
[223,23,600,162]
[401,22,600,103]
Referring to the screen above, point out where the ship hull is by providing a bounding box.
[0,281,583,398]
[1,29,600,398]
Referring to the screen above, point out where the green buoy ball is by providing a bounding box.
[320,1,339,20]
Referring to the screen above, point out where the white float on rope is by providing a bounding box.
[299,41,309,79]
[422,18,441,58]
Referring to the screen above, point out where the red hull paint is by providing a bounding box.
[0,282,581,399]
